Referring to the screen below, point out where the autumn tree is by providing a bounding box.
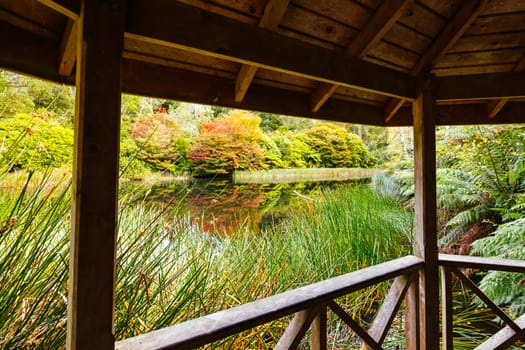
[130,111,188,173]
[189,110,264,176]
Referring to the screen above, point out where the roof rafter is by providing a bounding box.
[487,53,525,118]
[36,0,79,19]
[122,59,387,125]
[126,0,416,100]
[58,18,77,76]
[235,0,290,103]
[310,0,412,112]
[384,0,490,123]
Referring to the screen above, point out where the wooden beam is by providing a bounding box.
[404,276,420,350]
[311,306,327,350]
[412,73,439,350]
[0,21,70,84]
[440,267,454,350]
[234,0,290,103]
[126,0,416,100]
[274,308,318,350]
[116,256,423,350]
[452,267,521,332]
[58,19,77,76]
[385,0,489,122]
[67,0,125,349]
[310,0,411,112]
[438,254,525,273]
[37,0,80,19]
[121,59,387,125]
[435,71,525,101]
[476,313,525,350]
[362,274,412,350]
[328,301,382,350]
[394,102,525,126]
[487,53,525,118]
[0,7,60,41]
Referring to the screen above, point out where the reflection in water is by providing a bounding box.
[122,179,366,235]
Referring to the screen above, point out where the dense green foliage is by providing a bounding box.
[0,69,381,177]
[0,113,74,170]
[377,125,525,319]
[303,122,374,167]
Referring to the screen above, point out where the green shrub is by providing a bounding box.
[0,113,73,170]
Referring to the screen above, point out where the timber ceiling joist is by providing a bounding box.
[1,0,525,126]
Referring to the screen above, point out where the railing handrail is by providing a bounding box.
[439,253,525,273]
[116,255,423,350]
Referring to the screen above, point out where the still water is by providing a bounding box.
[123,179,366,235]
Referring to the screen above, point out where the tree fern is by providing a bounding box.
[471,219,525,314]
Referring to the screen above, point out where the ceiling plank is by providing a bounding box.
[235,0,289,103]
[486,52,525,118]
[126,0,416,100]
[384,0,490,122]
[435,72,525,101]
[0,7,60,41]
[36,0,80,19]
[310,0,412,112]
[58,18,77,76]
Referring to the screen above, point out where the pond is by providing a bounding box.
[122,178,368,235]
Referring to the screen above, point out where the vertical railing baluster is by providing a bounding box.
[405,275,420,350]
[311,304,327,350]
[441,266,454,350]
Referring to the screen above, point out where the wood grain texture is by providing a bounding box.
[58,18,77,76]
[362,274,412,350]
[125,0,416,100]
[37,0,79,19]
[412,73,439,350]
[452,267,521,332]
[311,306,327,350]
[434,71,525,101]
[310,0,411,112]
[274,308,318,350]
[67,1,125,349]
[438,254,525,273]
[476,313,525,350]
[440,266,453,350]
[115,256,423,350]
[234,0,289,103]
[385,0,489,122]
[328,301,382,350]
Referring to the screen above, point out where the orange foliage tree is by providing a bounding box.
[130,111,189,172]
[189,110,264,177]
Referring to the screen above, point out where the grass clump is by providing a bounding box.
[1,171,412,348]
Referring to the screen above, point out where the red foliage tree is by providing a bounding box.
[189,110,264,176]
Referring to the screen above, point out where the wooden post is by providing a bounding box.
[441,266,454,350]
[412,72,439,350]
[311,305,327,350]
[67,1,126,349]
[405,276,420,350]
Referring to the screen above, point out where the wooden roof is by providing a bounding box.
[2,0,525,126]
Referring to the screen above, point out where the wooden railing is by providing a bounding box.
[116,255,423,350]
[115,254,525,349]
[439,254,525,350]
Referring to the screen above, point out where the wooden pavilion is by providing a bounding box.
[1,0,525,349]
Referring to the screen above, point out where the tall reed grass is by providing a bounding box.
[1,169,413,348]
